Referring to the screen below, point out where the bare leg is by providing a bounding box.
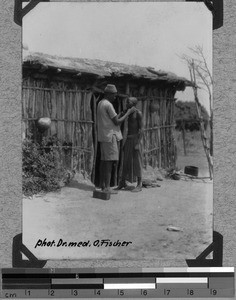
[137,176,142,188]
[132,177,142,192]
[103,161,112,190]
[115,162,127,190]
[99,160,105,189]
[103,161,118,194]
[115,178,127,190]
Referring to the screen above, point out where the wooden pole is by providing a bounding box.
[91,94,98,184]
[182,119,187,156]
[189,61,213,179]
[117,81,129,183]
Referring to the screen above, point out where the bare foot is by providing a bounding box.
[114,182,127,190]
[131,186,142,193]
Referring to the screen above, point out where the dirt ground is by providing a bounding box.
[23,130,213,262]
[23,177,212,262]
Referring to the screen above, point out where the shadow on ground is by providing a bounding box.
[67,180,94,191]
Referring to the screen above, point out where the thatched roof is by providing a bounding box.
[23,52,193,89]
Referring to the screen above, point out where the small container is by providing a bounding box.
[93,190,110,200]
[37,117,51,131]
[184,166,199,177]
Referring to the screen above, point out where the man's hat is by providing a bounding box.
[104,84,117,94]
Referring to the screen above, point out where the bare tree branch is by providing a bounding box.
[180,46,213,178]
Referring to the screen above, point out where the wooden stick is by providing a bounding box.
[181,120,187,156]
[22,86,88,93]
[71,121,75,170]
[78,92,82,172]
[143,125,175,131]
[91,94,97,183]
[22,117,93,123]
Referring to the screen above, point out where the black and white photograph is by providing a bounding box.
[22,2,213,261]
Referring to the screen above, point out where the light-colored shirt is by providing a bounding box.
[97,99,123,142]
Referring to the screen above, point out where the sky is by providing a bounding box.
[23,2,212,111]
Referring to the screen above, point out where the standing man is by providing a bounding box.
[97,84,135,194]
[116,97,143,192]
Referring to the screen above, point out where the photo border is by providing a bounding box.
[1,0,235,271]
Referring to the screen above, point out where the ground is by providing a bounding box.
[23,130,213,262]
[23,179,212,261]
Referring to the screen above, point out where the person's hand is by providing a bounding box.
[127,106,136,115]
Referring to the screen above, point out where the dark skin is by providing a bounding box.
[126,98,143,149]
[100,93,135,193]
[118,98,143,190]
[109,94,136,125]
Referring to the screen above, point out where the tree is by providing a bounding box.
[181,46,213,179]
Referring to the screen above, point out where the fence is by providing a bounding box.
[22,78,95,177]
[133,92,176,170]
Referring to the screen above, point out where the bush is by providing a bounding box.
[22,136,67,196]
[175,101,209,131]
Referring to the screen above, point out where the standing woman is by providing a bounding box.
[116,97,143,192]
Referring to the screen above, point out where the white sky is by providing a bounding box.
[23,2,212,111]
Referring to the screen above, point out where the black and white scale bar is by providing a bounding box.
[155,277,208,289]
[2,272,234,279]
[1,288,235,298]
[104,277,156,283]
[51,279,103,284]
[1,267,234,298]
[51,284,104,290]
[2,278,51,284]
[2,284,51,290]
[73,270,235,278]
[104,283,156,290]
[2,284,104,290]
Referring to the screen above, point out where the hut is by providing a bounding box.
[22,52,192,185]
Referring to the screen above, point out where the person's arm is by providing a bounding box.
[135,111,143,150]
[112,107,136,126]
[137,111,143,138]
[117,110,127,118]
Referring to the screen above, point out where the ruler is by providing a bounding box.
[1,267,234,298]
